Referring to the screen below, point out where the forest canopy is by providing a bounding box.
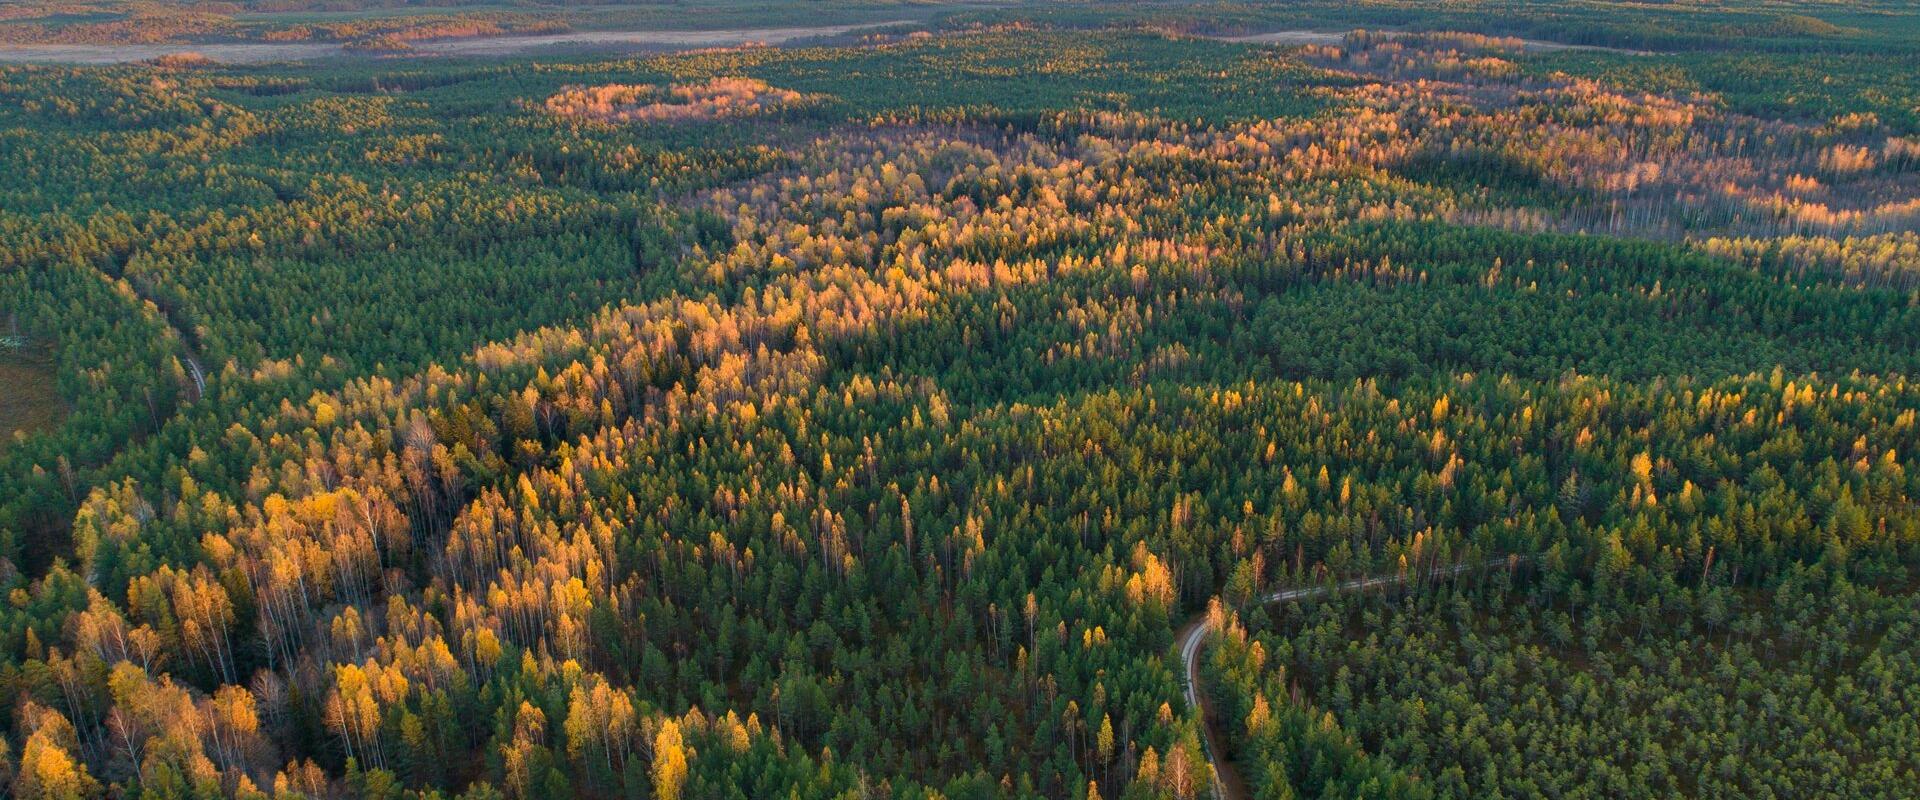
[2,2,1919,799]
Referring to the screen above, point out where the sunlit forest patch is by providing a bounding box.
[545,77,818,124]
[646,30,1349,123]
[0,5,1918,800]
[1525,50,1920,135]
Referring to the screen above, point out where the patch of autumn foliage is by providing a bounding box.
[545,78,816,124]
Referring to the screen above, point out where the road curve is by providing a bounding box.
[1176,559,1512,799]
[184,352,205,400]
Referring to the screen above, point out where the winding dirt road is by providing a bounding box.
[1177,559,1513,799]
[183,351,206,401]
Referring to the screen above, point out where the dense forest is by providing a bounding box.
[2,2,1919,798]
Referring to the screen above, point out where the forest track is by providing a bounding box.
[129,282,207,403]
[99,257,206,403]
[183,350,206,401]
[1176,558,1518,800]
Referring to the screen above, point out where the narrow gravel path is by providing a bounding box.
[1177,559,1514,799]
